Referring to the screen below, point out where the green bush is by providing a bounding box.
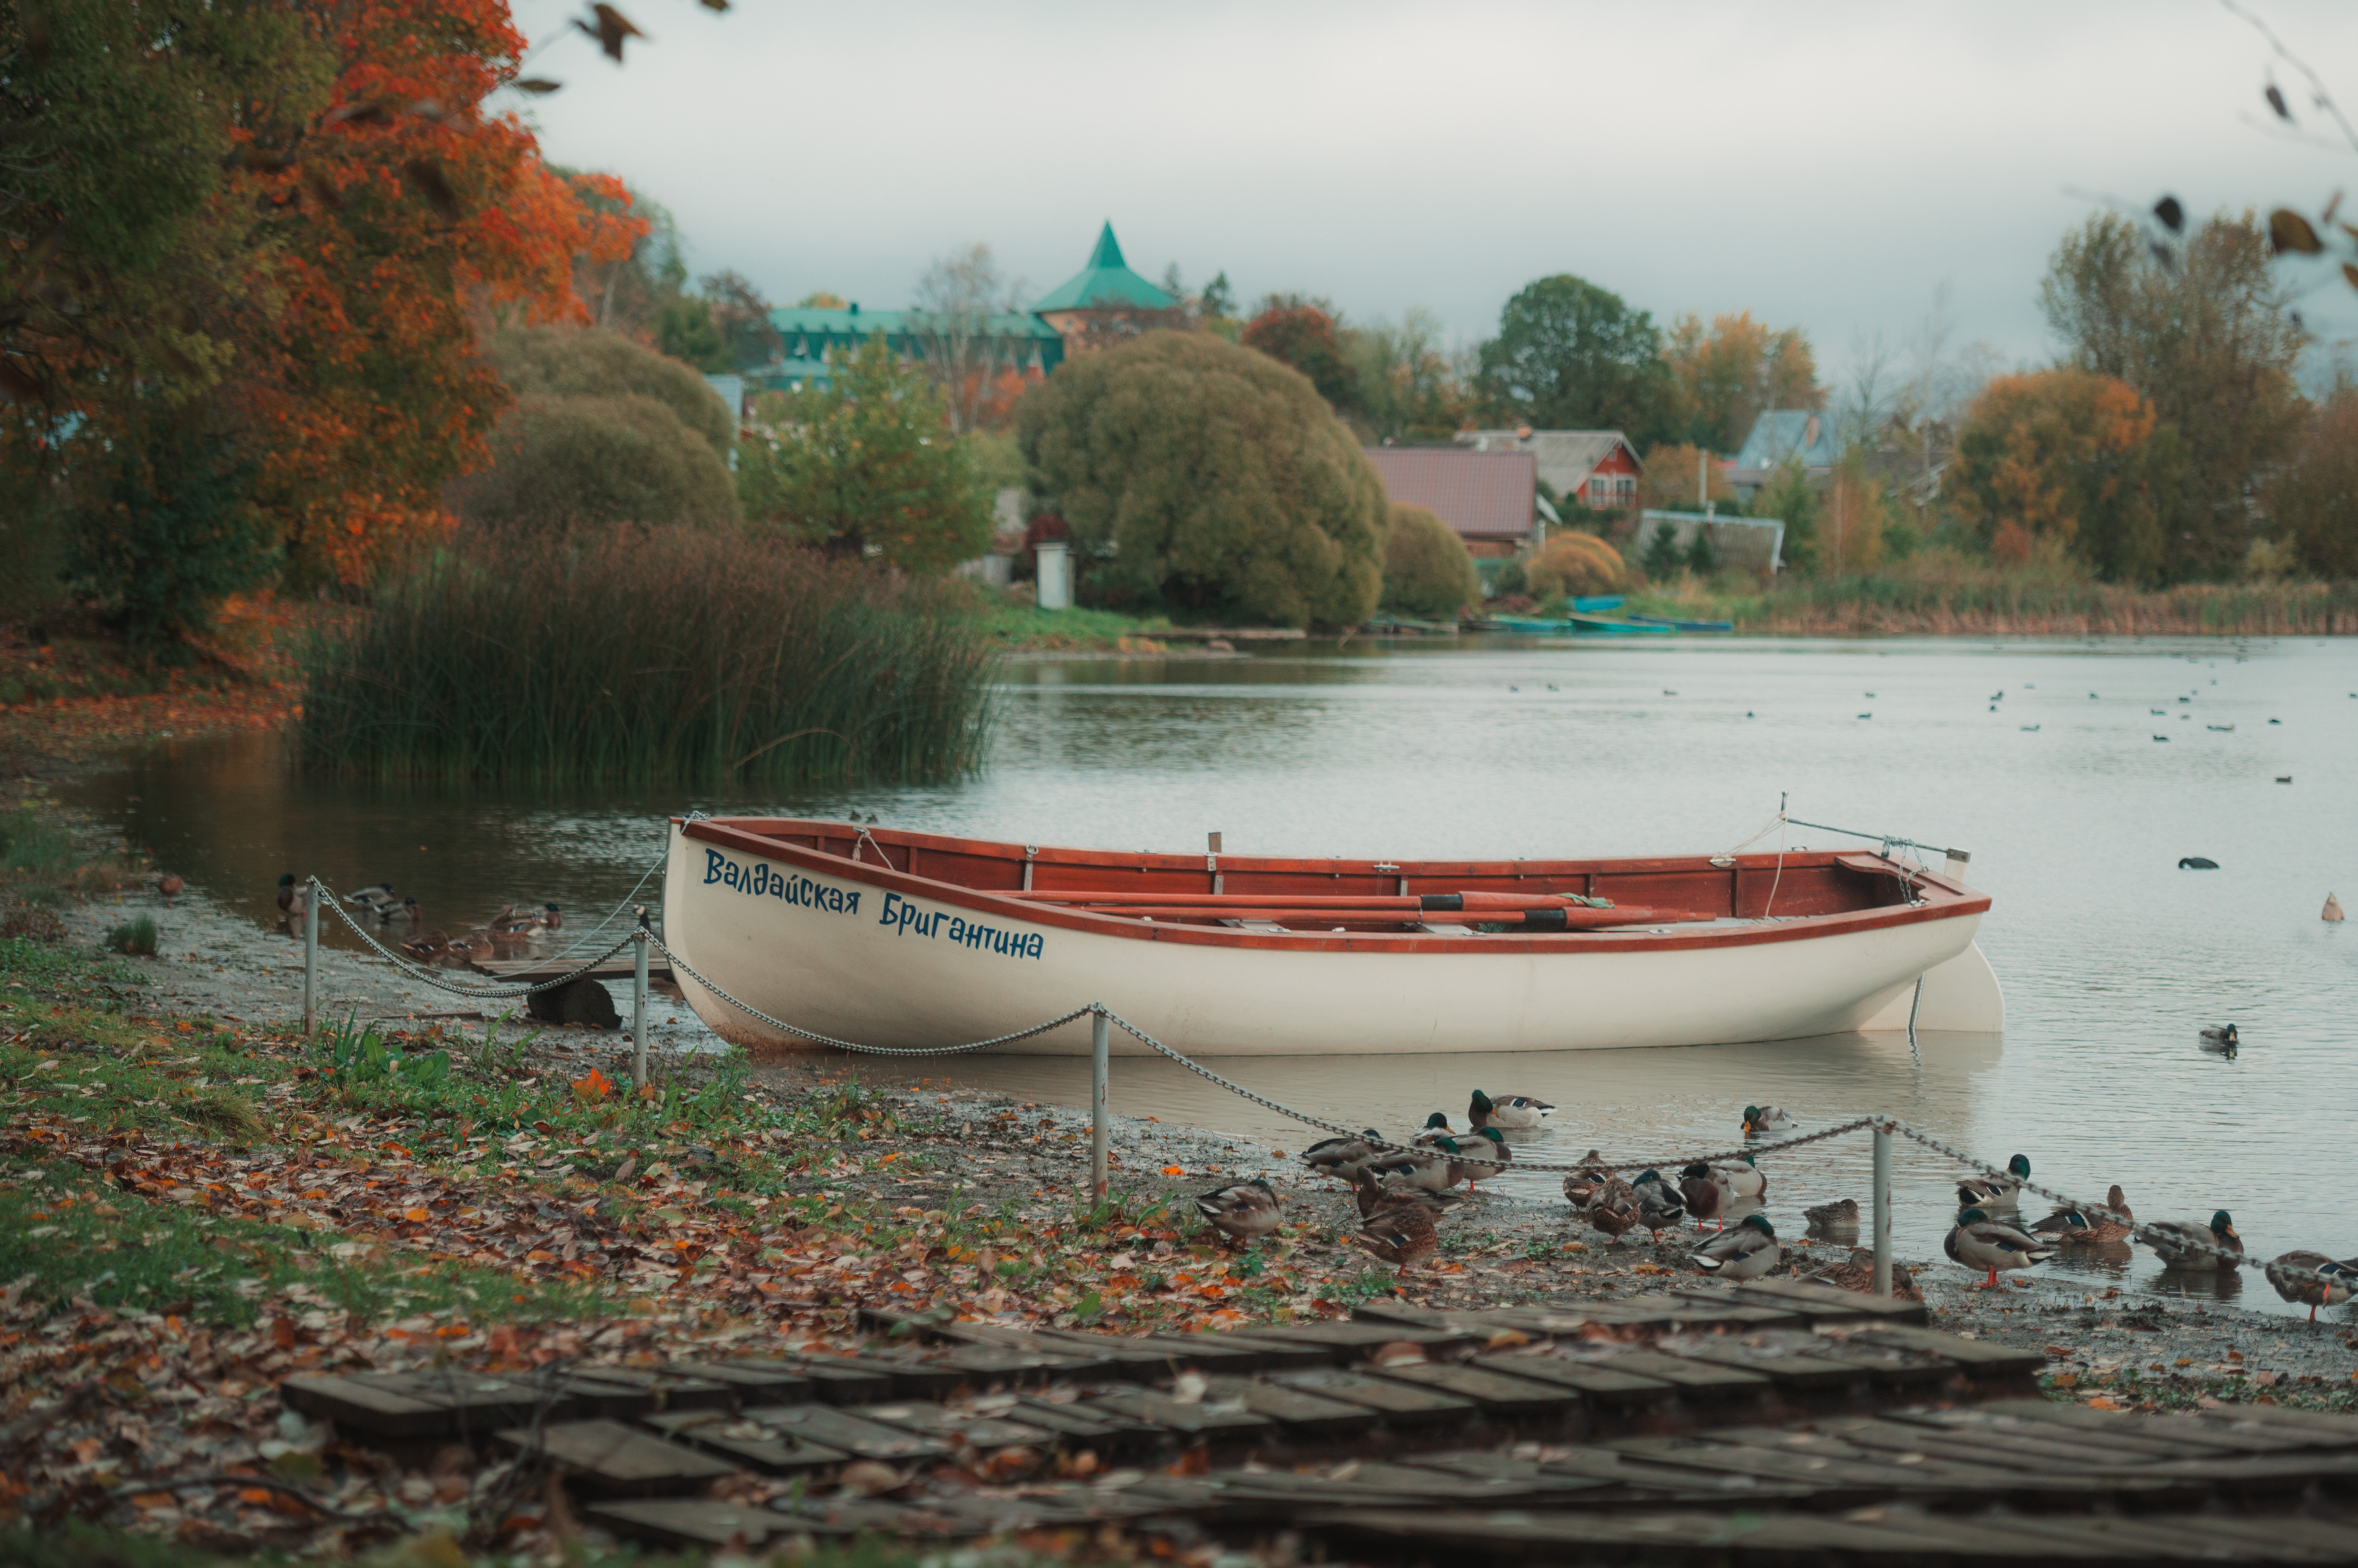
[1018,330,1384,626]
[298,525,995,783]
[459,393,740,532]
[106,915,158,956]
[486,326,734,454]
[1380,502,1478,617]
[64,410,279,664]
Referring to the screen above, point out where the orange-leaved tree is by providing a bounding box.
[1948,369,2184,583]
[236,0,645,587]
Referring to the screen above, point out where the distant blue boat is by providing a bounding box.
[1627,612,1734,633]
[1492,613,1677,637]
[1570,595,1625,612]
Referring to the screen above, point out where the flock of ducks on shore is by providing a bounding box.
[273,874,561,966]
[1192,1096,2358,1319]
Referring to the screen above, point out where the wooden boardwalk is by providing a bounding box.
[282,1282,2358,1563]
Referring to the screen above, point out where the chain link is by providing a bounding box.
[311,878,639,1001]
[644,933,2347,1291]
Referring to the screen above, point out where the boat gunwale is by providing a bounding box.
[676,818,1987,957]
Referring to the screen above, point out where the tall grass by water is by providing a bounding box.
[1662,552,2358,636]
[298,528,996,783]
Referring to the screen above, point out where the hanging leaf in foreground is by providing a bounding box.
[2268,208,2322,255]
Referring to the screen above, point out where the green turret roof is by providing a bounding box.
[1032,222,1175,313]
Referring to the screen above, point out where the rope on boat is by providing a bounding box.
[650,934,2283,1280]
[311,878,640,1001]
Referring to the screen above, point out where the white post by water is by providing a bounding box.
[1090,1006,1110,1206]
[1872,1121,1893,1297]
[302,878,319,1037]
[631,906,649,1091]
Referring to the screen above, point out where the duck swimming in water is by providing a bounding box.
[1467,1090,1552,1131]
[1956,1153,2031,1212]
[2146,1210,2241,1270]
[1741,1105,1795,1135]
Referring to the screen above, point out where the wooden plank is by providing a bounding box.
[931,1344,1103,1387]
[1667,1340,1868,1390]
[278,1373,451,1441]
[1200,1376,1382,1438]
[1791,1339,1958,1386]
[494,1419,736,1496]
[832,1350,974,1400]
[787,1357,896,1405]
[854,1401,1058,1451]
[2194,1404,2358,1445]
[1082,1387,1277,1440]
[587,1500,789,1548]
[1008,1398,1167,1454]
[1364,1360,1584,1416]
[1467,1354,1679,1408]
[1604,1435,1983,1503]
[692,1359,817,1404]
[1137,1332,1287,1373]
[1816,1416,2163,1476]
[1237,1320,1479,1357]
[1958,1400,2314,1458]
[734,1402,955,1463]
[1611,1293,1808,1331]
[1718,1276,1931,1326]
[1535,1447,1825,1500]
[1589,1348,1775,1397]
[1270,1367,1476,1424]
[377,1369,600,1429]
[1849,1325,2046,1377]
[1023,1330,1180,1378]
[639,1409,852,1476]
[562,1365,738,1413]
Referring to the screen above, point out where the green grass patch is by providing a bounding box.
[0,806,137,911]
[964,597,1172,649]
[0,1155,616,1327]
[104,913,158,956]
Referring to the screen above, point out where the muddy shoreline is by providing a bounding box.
[44,867,2357,1408]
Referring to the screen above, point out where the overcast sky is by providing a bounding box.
[508,0,2358,385]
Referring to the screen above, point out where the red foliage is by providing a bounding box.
[234,1,644,586]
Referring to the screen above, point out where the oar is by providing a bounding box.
[1011,890,1626,911]
[1067,905,1713,928]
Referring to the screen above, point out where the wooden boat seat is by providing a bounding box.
[1417,923,1477,935]
[1219,919,1289,934]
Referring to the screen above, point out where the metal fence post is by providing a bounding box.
[302,878,319,1037]
[1090,1007,1110,1208]
[632,907,649,1091]
[1872,1121,1892,1297]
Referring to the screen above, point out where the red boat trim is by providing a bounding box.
[676,818,1987,956]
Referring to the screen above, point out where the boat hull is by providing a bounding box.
[663,822,1991,1057]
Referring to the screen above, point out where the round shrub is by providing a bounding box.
[1380,502,1477,617]
[1526,532,1626,601]
[1017,330,1384,626]
[486,327,734,455]
[459,395,740,532]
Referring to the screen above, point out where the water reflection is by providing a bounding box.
[61,634,2358,1317]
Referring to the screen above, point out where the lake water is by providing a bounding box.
[67,633,2358,1313]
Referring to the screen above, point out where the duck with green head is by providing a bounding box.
[2146,1210,2242,1270]
[1467,1090,1552,1132]
[1450,1126,1513,1189]
[1946,1206,2053,1288]
[1692,1214,1779,1280]
[1714,1152,1766,1204]
[1956,1154,2031,1211]
[1631,1169,1686,1241]
[1741,1105,1795,1135]
[1304,1129,1388,1183]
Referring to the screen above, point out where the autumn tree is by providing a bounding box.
[1241,297,1356,412]
[1638,443,1736,512]
[2266,386,2358,579]
[2039,212,2305,581]
[2,0,643,616]
[1948,370,2185,583]
[1349,309,1467,442]
[1662,311,1820,453]
[1380,504,1477,617]
[736,335,992,575]
[907,244,1030,434]
[1018,331,1384,627]
[1475,275,1672,443]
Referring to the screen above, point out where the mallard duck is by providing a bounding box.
[156,872,185,899]
[1562,1150,1615,1210]
[1196,1178,1283,1248]
[1304,1130,1389,1183]
[1451,1126,1512,1188]
[2032,1184,2132,1246]
[1813,1247,1922,1303]
[2266,1252,2358,1323]
[1714,1153,1767,1204]
[1587,1178,1640,1243]
[1355,1200,1438,1276]
[1742,1105,1795,1135]
[2146,1210,2242,1270]
[2198,1024,2238,1051]
[1691,1214,1779,1280]
[1678,1162,1725,1231]
[1803,1197,1859,1229]
[1370,1139,1459,1193]
[540,903,563,931]
[1351,1167,1459,1220]
[490,903,541,935]
[1956,1154,2031,1211]
[387,896,422,925]
[346,882,398,913]
[1946,1206,2053,1288]
[1467,1090,1552,1131]
[400,929,451,962]
[276,873,307,919]
[1410,1112,1457,1146]
[1631,1169,1686,1241]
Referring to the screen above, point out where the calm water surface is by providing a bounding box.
[68,634,2358,1313]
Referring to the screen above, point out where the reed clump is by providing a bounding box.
[297,527,996,783]
[1707,551,2358,636]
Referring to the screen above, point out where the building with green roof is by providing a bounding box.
[747,222,1168,400]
